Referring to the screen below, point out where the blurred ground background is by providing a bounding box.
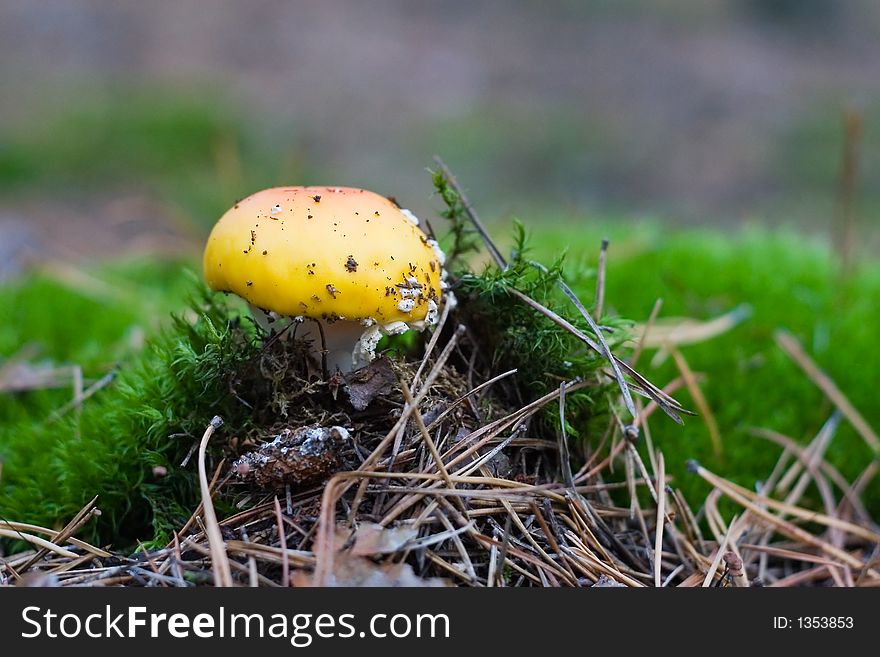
[1,0,879,270]
[2,1,880,525]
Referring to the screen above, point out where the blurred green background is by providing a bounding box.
[2,0,879,529]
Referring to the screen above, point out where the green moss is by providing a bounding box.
[3,213,878,548]
[0,264,258,543]
[431,169,630,439]
[454,225,629,437]
[1,261,192,423]
[526,220,880,512]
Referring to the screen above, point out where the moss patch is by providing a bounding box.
[527,221,880,512]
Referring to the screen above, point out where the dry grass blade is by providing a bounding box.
[401,381,455,490]
[631,298,663,368]
[197,415,233,587]
[775,330,880,454]
[833,107,863,273]
[433,157,651,421]
[3,167,877,590]
[48,369,117,422]
[739,544,843,568]
[691,461,877,574]
[747,426,873,525]
[432,156,507,269]
[702,513,742,587]
[631,304,751,352]
[669,347,722,458]
[653,452,666,587]
[17,496,104,572]
[409,296,453,391]
[525,258,637,420]
[594,239,609,320]
[0,530,79,558]
[0,521,109,557]
[505,286,687,423]
[612,358,694,424]
[274,496,289,587]
[557,382,575,489]
[696,462,880,544]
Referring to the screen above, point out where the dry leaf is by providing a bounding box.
[295,553,448,587]
[350,522,419,556]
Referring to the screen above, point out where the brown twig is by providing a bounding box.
[594,239,609,321]
[197,416,233,587]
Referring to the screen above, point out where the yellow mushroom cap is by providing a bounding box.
[203,186,445,326]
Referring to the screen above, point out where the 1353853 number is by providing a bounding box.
[797,617,853,629]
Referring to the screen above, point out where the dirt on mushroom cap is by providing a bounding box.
[202,186,444,324]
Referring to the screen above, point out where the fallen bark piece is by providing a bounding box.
[344,356,397,411]
[233,425,350,489]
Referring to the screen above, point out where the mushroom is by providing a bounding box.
[203,186,450,373]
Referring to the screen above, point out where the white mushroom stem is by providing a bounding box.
[299,319,371,374]
[248,303,380,374]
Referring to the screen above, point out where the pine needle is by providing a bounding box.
[197,416,232,587]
